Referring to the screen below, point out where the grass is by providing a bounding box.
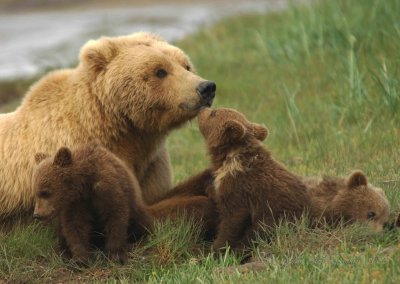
[0,77,37,112]
[1,0,400,282]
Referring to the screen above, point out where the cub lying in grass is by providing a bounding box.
[304,171,389,231]
[32,142,152,264]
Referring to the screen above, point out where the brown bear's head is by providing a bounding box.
[330,171,389,232]
[32,147,76,221]
[79,32,216,132]
[198,107,268,149]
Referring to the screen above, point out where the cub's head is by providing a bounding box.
[332,171,389,232]
[198,107,268,149]
[79,32,216,132]
[32,147,75,221]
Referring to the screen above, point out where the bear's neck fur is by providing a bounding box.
[109,124,167,178]
[208,138,271,174]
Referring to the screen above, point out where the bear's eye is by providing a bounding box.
[210,110,217,117]
[367,211,376,220]
[185,65,191,71]
[39,190,50,199]
[156,69,168,79]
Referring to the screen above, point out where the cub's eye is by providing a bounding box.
[367,211,376,220]
[185,65,191,71]
[210,110,217,117]
[156,69,168,79]
[38,190,50,198]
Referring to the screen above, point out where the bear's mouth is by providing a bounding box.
[179,98,214,112]
[33,210,56,222]
[198,96,214,109]
[204,98,213,107]
[33,214,52,222]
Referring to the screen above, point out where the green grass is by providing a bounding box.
[1,0,400,282]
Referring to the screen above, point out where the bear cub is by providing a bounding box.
[32,142,153,264]
[304,170,389,231]
[198,107,310,251]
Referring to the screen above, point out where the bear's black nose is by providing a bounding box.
[196,81,216,101]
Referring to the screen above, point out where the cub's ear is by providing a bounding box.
[347,170,368,189]
[34,152,49,165]
[53,147,73,167]
[80,37,118,75]
[223,120,246,141]
[250,123,269,141]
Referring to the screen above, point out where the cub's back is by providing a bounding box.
[73,143,143,204]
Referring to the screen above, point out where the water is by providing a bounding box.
[0,0,288,80]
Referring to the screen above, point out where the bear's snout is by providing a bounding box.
[196,81,216,105]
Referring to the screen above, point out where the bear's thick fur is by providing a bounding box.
[198,108,310,251]
[304,171,389,231]
[0,32,215,220]
[32,142,152,264]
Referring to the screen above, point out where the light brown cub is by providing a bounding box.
[304,170,389,231]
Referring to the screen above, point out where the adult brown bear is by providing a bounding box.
[0,32,216,220]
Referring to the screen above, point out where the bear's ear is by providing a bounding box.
[53,147,73,167]
[347,170,368,189]
[222,120,246,141]
[34,152,50,165]
[80,37,118,75]
[250,123,269,141]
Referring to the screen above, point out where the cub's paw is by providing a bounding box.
[107,250,128,265]
[71,254,90,267]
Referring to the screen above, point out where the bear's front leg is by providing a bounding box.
[61,204,92,265]
[57,223,72,259]
[128,205,153,243]
[103,213,130,264]
[103,217,129,264]
[237,213,275,250]
[213,209,251,251]
[139,144,172,204]
[93,181,130,264]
